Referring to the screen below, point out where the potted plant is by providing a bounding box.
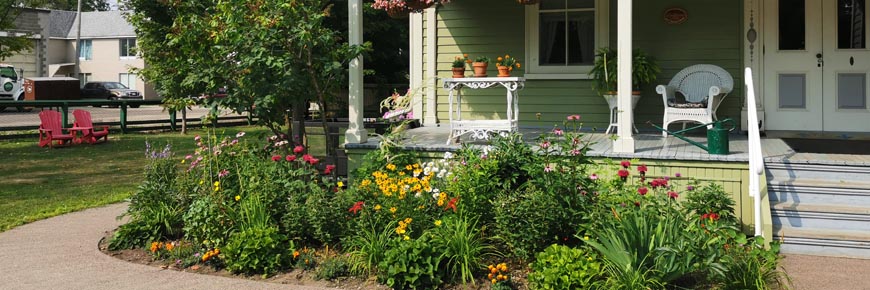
[452,54,470,78]
[495,54,520,77]
[589,47,660,108]
[472,56,490,77]
[372,0,452,18]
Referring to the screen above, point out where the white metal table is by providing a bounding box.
[442,77,525,144]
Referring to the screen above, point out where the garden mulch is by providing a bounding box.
[2,202,870,290]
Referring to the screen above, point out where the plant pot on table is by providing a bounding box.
[452,67,466,78]
[496,65,512,77]
[472,62,488,77]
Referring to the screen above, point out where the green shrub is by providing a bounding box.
[492,185,560,261]
[429,214,491,285]
[282,186,345,245]
[222,226,288,275]
[528,244,604,290]
[183,195,234,248]
[715,237,791,290]
[315,255,351,280]
[109,202,184,250]
[345,218,395,276]
[379,235,443,290]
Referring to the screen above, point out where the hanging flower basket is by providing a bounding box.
[516,0,540,5]
[373,0,451,16]
[387,5,411,19]
[406,0,435,10]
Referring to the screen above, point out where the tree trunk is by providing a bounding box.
[181,109,188,134]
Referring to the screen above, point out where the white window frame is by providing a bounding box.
[119,73,137,90]
[524,0,609,79]
[119,38,138,59]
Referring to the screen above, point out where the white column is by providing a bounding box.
[345,0,368,144]
[424,7,438,126]
[410,13,424,121]
[613,0,635,153]
[741,0,764,131]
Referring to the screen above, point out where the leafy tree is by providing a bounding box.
[0,1,34,61]
[207,0,368,156]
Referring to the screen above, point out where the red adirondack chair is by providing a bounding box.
[72,109,109,144]
[38,110,75,148]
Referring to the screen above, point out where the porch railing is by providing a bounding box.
[744,67,764,237]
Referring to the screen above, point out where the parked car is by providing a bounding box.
[81,81,143,108]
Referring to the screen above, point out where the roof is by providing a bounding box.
[50,10,135,39]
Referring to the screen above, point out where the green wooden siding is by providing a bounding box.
[425,0,744,130]
[345,148,772,238]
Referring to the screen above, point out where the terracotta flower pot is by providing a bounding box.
[496,65,511,77]
[472,62,488,77]
[452,67,466,78]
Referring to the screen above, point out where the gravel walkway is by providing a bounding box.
[0,203,330,290]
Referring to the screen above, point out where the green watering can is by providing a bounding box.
[648,118,737,155]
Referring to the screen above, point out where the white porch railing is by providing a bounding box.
[745,67,764,237]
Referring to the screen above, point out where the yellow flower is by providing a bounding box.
[213,186,220,192]
[497,57,503,61]
[374,204,382,211]
[199,180,204,185]
[584,236,590,241]
[492,279,497,284]
[235,195,240,201]
[516,63,521,68]
[389,207,397,213]
[403,235,410,241]
[337,181,344,188]
[181,159,186,164]
[434,220,442,227]
[213,181,220,187]
[386,164,397,171]
[505,54,510,58]
[587,256,593,261]
[405,165,413,171]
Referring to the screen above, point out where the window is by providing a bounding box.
[78,40,92,60]
[119,38,137,58]
[525,0,608,77]
[119,73,137,90]
[76,73,92,87]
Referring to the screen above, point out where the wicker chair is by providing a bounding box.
[656,64,733,137]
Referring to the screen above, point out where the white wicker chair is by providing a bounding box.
[656,64,733,137]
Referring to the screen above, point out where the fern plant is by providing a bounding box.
[589,48,661,94]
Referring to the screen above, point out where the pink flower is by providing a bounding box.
[553,128,564,136]
[566,114,581,121]
[540,141,551,149]
[286,155,296,162]
[194,135,201,141]
[687,185,695,191]
[302,154,319,165]
[324,164,336,174]
[544,165,553,173]
[675,172,682,177]
[218,169,229,177]
[668,191,679,199]
[185,154,192,160]
[271,155,282,162]
[620,160,631,168]
[638,187,649,195]
[637,165,648,174]
[293,146,305,154]
[618,169,629,178]
[589,173,598,180]
[570,149,581,156]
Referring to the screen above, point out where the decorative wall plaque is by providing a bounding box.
[663,8,688,25]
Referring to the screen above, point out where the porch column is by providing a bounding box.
[345,0,368,144]
[424,7,438,126]
[410,13,424,123]
[613,0,635,153]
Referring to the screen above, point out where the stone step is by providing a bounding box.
[766,162,870,184]
[774,227,870,259]
[768,180,870,206]
[771,202,870,231]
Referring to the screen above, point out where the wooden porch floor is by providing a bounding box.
[346,126,870,166]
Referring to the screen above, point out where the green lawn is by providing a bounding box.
[0,125,338,232]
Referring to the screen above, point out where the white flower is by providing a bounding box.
[236,132,246,138]
[275,140,288,147]
[443,152,454,159]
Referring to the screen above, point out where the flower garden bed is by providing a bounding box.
[105,119,790,290]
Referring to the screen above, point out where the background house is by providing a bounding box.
[3,8,50,78]
[47,10,157,100]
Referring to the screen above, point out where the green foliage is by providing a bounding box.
[315,255,351,280]
[683,182,739,224]
[109,202,184,250]
[473,56,490,63]
[429,215,491,285]
[183,195,234,249]
[281,186,346,245]
[715,237,791,290]
[528,244,604,290]
[589,48,661,93]
[492,185,560,261]
[379,235,443,290]
[345,218,395,276]
[222,226,289,276]
[0,2,33,61]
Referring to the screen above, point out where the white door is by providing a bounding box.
[764,0,824,131]
[822,0,870,131]
[765,0,870,132]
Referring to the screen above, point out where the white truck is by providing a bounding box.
[0,64,25,110]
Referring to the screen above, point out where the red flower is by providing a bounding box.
[324,164,336,174]
[293,145,305,154]
[348,201,364,215]
[286,155,296,162]
[445,197,459,212]
[634,201,641,207]
[667,191,679,199]
[618,169,629,179]
[637,165,648,174]
[620,160,631,168]
[650,178,669,188]
[637,187,648,195]
[302,154,318,165]
[271,155,282,162]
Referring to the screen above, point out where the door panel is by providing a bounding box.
[764,0,824,131]
[822,0,870,131]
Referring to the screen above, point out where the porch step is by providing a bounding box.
[766,161,870,259]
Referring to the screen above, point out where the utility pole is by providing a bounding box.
[73,0,82,81]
